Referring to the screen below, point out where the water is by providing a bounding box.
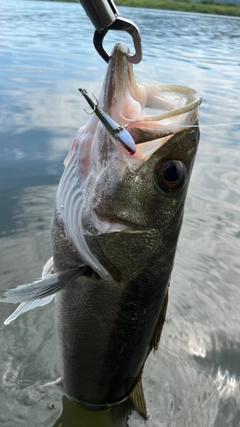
[0,1,240,426]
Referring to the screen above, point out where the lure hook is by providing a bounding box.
[83,93,100,115]
[79,88,136,155]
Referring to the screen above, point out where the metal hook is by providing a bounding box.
[83,107,95,115]
[93,17,142,64]
[82,92,103,114]
[78,0,142,64]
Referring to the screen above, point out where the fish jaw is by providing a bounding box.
[100,43,144,122]
[55,43,201,281]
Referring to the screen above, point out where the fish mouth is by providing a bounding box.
[102,43,202,161]
[102,43,144,120]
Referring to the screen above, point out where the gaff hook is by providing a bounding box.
[78,0,142,64]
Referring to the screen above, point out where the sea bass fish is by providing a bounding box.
[0,44,201,421]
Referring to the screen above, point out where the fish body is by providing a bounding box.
[52,44,201,407]
[1,43,201,417]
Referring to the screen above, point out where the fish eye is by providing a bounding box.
[155,160,186,192]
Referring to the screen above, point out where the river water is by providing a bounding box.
[0,1,240,426]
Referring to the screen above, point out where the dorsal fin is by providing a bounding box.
[150,289,169,352]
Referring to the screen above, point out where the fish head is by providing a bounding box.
[56,44,201,282]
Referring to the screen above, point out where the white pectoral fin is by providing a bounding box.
[1,257,85,324]
[4,296,55,325]
[42,256,54,278]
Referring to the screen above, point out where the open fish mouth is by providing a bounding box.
[99,43,202,162]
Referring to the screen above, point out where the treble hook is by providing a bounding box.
[78,0,142,64]
[79,88,136,155]
[82,93,100,115]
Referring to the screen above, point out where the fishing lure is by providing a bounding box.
[79,88,136,155]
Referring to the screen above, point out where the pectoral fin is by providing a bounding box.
[4,296,55,325]
[1,263,88,325]
[0,268,83,304]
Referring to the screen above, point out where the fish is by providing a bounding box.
[0,43,201,424]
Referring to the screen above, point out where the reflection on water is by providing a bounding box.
[52,396,113,427]
[52,396,133,427]
[0,0,240,426]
